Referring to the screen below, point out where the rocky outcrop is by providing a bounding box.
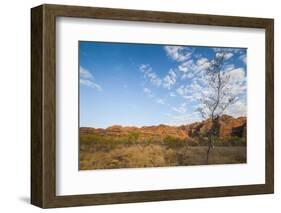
[80,115,246,142]
[181,115,247,138]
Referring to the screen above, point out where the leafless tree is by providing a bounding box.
[197,51,236,164]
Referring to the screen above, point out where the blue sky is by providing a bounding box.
[79,41,247,128]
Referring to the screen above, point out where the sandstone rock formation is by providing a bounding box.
[80,115,246,143]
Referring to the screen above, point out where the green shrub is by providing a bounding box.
[127,132,140,144]
[198,139,209,146]
[229,136,246,146]
[163,136,187,149]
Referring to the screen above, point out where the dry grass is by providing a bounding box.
[80,143,246,170]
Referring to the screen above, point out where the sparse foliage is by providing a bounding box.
[197,51,237,163]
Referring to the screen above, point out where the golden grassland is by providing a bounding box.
[79,134,246,170]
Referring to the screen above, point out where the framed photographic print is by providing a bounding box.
[31,4,274,208]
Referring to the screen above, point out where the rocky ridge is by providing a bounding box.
[80,115,246,142]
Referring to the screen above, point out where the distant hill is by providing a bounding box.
[80,115,246,144]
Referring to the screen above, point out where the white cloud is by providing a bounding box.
[139,47,247,120]
[164,46,193,62]
[194,65,246,118]
[227,68,246,85]
[139,64,162,86]
[172,103,187,113]
[225,99,247,117]
[224,64,235,72]
[80,66,93,79]
[178,60,193,73]
[196,57,209,66]
[182,95,194,101]
[140,64,178,90]
[215,52,233,60]
[213,47,243,55]
[174,62,246,118]
[225,52,234,60]
[196,57,211,70]
[213,48,220,52]
[240,54,247,64]
[176,85,188,96]
[80,79,102,91]
[163,69,177,89]
[176,79,205,101]
[214,48,237,61]
[79,66,102,91]
[225,68,247,96]
[178,58,210,80]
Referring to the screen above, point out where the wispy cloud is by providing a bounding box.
[172,55,246,118]
[80,66,93,79]
[178,57,210,80]
[80,79,102,91]
[143,87,154,98]
[225,99,247,117]
[196,57,208,66]
[172,103,187,113]
[213,47,244,55]
[164,46,193,62]
[225,68,247,96]
[239,54,247,64]
[216,52,233,60]
[139,64,162,86]
[140,64,177,90]
[139,46,247,122]
[163,69,177,90]
[80,66,102,91]
[224,64,235,72]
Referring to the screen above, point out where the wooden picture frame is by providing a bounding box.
[31,4,274,208]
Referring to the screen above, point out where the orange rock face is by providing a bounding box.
[181,115,246,138]
[80,115,246,141]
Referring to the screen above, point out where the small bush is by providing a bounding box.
[229,136,246,146]
[127,132,140,144]
[163,136,187,149]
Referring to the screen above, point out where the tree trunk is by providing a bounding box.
[206,115,220,164]
[206,137,212,164]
